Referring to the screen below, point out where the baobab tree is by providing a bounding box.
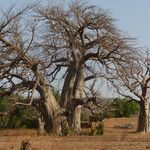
[37,1,137,132]
[0,0,138,134]
[104,51,150,133]
[0,4,68,134]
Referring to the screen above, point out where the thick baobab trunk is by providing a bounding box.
[60,66,77,108]
[137,101,150,133]
[73,105,82,133]
[40,86,67,134]
[72,65,84,133]
[60,65,78,128]
[60,63,84,133]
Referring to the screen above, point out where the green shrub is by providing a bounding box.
[81,111,89,121]
[90,128,97,135]
[0,88,61,129]
[111,98,139,118]
[98,113,105,122]
[80,131,91,136]
[0,89,38,129]
[96,122,104,135]
[62,128,74,136]
[90,122,104,136]
[0,106,38,129]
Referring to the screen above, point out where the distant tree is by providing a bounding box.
[106,51,150,133]
[4,106,38,129]
[111,98,139,118]
[0,89,38,129]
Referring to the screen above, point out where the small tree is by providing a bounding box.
[106,51,150,133]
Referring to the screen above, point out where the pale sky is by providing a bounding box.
[94,0,150,49]
[0,0,150,48]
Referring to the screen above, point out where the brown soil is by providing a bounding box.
[0,117,150,150]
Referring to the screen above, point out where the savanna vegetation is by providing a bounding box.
[0,0,150,137]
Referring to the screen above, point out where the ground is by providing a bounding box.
[0,117,150,150]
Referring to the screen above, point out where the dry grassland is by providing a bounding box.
[0,117,150,150]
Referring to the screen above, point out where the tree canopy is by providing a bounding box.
[0,1,145,134]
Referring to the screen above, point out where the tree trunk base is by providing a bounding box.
[20,140,31,150]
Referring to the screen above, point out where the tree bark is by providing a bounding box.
[39,86,67,134]
[60,65,78,130]
[60,66,77,108]
[137,100,150,133]
[38,116,45,134]
[73,105,82,133]
[60,63,84,133]
[72,65,84,133]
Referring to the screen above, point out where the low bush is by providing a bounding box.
[90,122,104,136]
[62,128,74,136]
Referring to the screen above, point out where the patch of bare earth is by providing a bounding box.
[1,117,150,150]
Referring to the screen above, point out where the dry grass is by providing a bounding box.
[0,117,150,150]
